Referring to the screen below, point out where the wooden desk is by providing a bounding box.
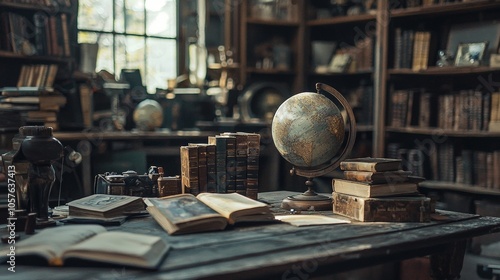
[3,191,500,279]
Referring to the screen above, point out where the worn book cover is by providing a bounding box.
[144,192,274,235]
[332,192,431,222]
[332,178,419,198]
[343,170,412,184]
[340,157,402,172]
[66,194,145,219]
[0,225,169,269]
[180,145,199,194]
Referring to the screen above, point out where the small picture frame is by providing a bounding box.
[454,41,488,66]
[329,53,352,73]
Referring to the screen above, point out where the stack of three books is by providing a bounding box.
[332,157,432,222]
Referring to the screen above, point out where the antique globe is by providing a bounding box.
[133,99,164,131]
[271,83,356,210]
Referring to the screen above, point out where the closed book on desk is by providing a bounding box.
[340,157,402,172]
[343,170,412,184]
[0,225,169,269]
[144,192,274,235]
[332,192,431,222]
[332,179,419,198]
[67,194,145,219]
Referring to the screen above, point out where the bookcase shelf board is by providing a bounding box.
[246,18,300,26]
[419,181,500,196]
[386,127,500,138]
[0,51,73,63]
[390,1,500,18]
[308,70,374,77]
[246,68,296,75]
[389,67,500,76]
[307,13,376,26]
[0,1,74,13]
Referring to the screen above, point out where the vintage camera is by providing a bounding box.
[94,169,156,197]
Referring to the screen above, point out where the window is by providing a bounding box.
[78,0,177,93]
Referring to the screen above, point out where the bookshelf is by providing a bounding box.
[239,0,305,96]
[380,0,500,203]
[0,0,78,131]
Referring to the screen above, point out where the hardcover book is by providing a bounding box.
[343,170,412,184]
[180,145,199,194]
[332,192,431,222]
[332,179,419,198]
[340,157,402,172]
[0,225,169,269]
[144,192,274,235]
[66,194,145,219]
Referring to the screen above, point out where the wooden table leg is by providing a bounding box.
[430,240,467,280]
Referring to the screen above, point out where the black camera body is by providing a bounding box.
[94,170,156,197]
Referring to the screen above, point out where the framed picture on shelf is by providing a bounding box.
[454,41,488,67]
[329,53,352,73]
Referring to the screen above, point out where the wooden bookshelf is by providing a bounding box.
[307,13,376,26]
[386,126,500,138]
[419,181,500,197]
[389,66,500,76]
[390,0,500,18]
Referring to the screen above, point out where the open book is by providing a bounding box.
[144,192,275,235]
[0,225,169,269]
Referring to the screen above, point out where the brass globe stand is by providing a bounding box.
[278,83,357,211]
[281,175,332,211]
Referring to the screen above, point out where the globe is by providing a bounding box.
[133,99,164,131]
[271,83,357,210]
[271,92,345,168]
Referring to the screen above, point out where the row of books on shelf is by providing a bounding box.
[389,89,500,132]
[0,11,71,57]
[393,29,431,71]
[387,142,500,190]
[332,157,431,222]
[180,132,261,200]
[16,64,58,88]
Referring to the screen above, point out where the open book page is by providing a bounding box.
[144,194,228,235]
[145,194,222,224]
[1,225,106,265]
[275,215,351,227]
[62,231,169,269]
[196,192,273,223]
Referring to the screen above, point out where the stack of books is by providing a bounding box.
[332,157,431,222]
[179,132,261,200]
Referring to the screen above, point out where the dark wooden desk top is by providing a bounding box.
[3,191,500,279]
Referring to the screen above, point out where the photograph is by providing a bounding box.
[454,41,488,66]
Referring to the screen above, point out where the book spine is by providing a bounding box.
[246,133,260,200]
[205,144,217,193]
[208,136,228,193]
[339,162,377,172]
[235,135,248,196]
[197,144,208,193]
[226,136,237,193]
[332,192,431,222]
[158,175,182,197]
[180,146,199,194]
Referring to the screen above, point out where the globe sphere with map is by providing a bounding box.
[271,91,345,169]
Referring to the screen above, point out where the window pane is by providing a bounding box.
[115,35,145,80]
[125,0,145,34]
[78,0,113,32]
[146,0,177,38]
[96,34,115,74]
[115,0,125,33]
[146,38,177,92]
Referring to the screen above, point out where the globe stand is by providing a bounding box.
[281,177,332,211]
